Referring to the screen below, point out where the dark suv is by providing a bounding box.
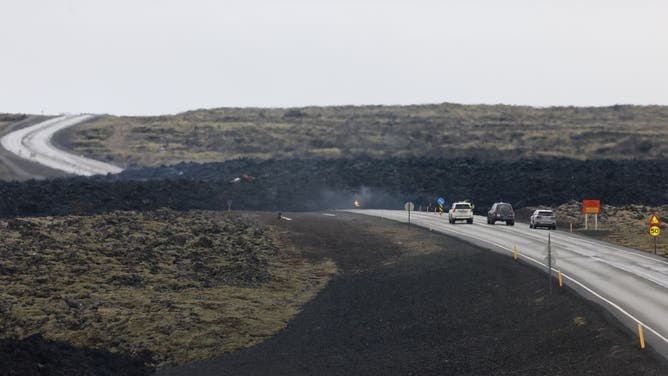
[487,202,515,226]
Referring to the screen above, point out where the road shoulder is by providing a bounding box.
[161,212,668,375]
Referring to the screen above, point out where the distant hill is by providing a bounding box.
[55,103,668,167]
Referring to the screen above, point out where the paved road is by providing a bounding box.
[0,115,123,176]
[0,116,65,180]
[348,209,668,359]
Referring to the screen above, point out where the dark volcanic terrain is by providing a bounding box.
[2,157,668,219]
[2,211,667,375]
[161,212,668,375]
[2,104,668,374]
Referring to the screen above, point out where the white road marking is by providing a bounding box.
[345,209,668,355]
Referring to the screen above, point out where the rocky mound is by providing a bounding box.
[0,210,335,371]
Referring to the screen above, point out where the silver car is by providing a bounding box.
[448,202,474,224]
[530,209,556,230]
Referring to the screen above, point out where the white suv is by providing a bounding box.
[449,202,474,224]
[530,209,556,230]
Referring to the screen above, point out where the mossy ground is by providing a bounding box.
[57,104,668,167]
[0,209,336,368]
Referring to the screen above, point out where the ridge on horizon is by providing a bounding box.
[3,101,668,118]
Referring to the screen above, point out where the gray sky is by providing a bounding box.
[1,0,666,115]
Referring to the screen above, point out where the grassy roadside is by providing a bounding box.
[57,104,668,167]
[0,114,23,130]
[0,209,336,368]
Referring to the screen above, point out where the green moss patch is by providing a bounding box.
[0,209,336,368]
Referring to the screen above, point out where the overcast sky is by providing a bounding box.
[1,0,666,115]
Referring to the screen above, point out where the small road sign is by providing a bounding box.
[583,200,601,230]
[405,202,414,225]
[649,225,661,237]
[647,214,661,254]
[437,197,445,206]
[582,200,601,214]
[649,214,661,226]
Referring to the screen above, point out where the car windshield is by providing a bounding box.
[498,204,512,214]
[538,211,554,216]
[455,204,471,209]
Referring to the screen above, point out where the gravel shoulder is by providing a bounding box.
[2,210,667,375]
[161,212,668,376]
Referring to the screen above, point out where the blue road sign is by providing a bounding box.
[437,197,445,205]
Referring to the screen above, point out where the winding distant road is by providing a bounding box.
[0,114,123,176]
[348,209,668,360]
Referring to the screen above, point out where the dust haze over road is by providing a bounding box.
[0,115,123,176]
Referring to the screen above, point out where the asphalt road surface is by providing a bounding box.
[0,114,123,176]
[0,116,71,180]
[348,209,668,360]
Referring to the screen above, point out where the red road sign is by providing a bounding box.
[649,214,661,226]
[582,200,601,214]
